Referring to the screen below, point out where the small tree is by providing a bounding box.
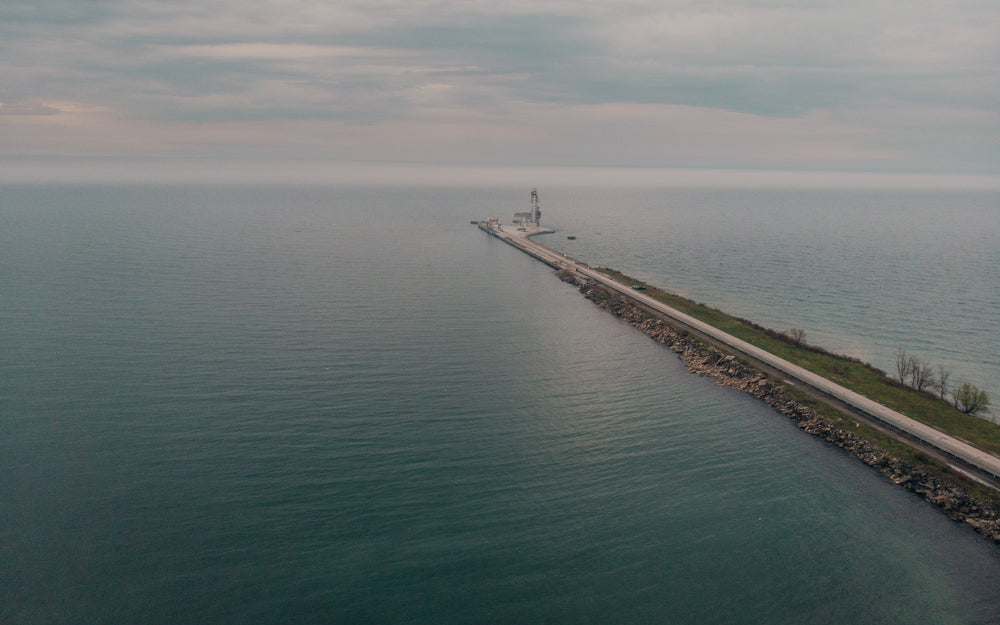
[936,365,951,400]
[787,328,807,347]
[895,348,910,384]
[953,383,991,415]
[908,355,935,392]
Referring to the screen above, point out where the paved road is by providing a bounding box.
[486,223,1000,481]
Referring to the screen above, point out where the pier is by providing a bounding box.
[476,215,1000,485]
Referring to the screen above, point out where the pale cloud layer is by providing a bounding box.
[1,0,998,179]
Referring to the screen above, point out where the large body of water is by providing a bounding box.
[2,184,999,624]
[535,187,1000,405]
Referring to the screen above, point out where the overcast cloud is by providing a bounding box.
[1,0,998,180]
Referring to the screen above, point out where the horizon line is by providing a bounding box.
[3,158,1000,190]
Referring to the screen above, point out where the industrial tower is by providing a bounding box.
[514,188,542,226]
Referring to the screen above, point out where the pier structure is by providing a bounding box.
[513,188,542,227]
[476,213,1000,486]
[479,188,553,237]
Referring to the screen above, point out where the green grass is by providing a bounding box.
[597,267,1000,457]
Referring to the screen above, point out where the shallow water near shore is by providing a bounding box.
[2,185,1000,624]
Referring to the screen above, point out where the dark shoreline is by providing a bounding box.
[558,269,1000,543]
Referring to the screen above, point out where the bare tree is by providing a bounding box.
[908,355,935,392]
[953,383,991,415]
[787,328,807,347]
[936,365,951,400]
[895,348,910,384]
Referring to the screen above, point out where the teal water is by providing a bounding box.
[2,185,999,624]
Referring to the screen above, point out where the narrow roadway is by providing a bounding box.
[485,223,1000,482]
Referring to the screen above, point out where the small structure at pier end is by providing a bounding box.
[474,190,552,238]
[514,188,542,227]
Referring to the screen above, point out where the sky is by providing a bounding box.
[1,0,998,183]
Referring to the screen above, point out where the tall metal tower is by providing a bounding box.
[514,188,542,226]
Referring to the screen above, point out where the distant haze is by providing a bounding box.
[2,0,998,182]
[3,158,1000,189]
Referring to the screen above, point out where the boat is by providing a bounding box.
[567,235,576,240]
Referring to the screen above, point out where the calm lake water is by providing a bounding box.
[535,187,1000,405]
[2,185,999,624]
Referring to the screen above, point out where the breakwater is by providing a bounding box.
[477,220,1000,483]
[558,270,1000,542]
[476,219,1000,541]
